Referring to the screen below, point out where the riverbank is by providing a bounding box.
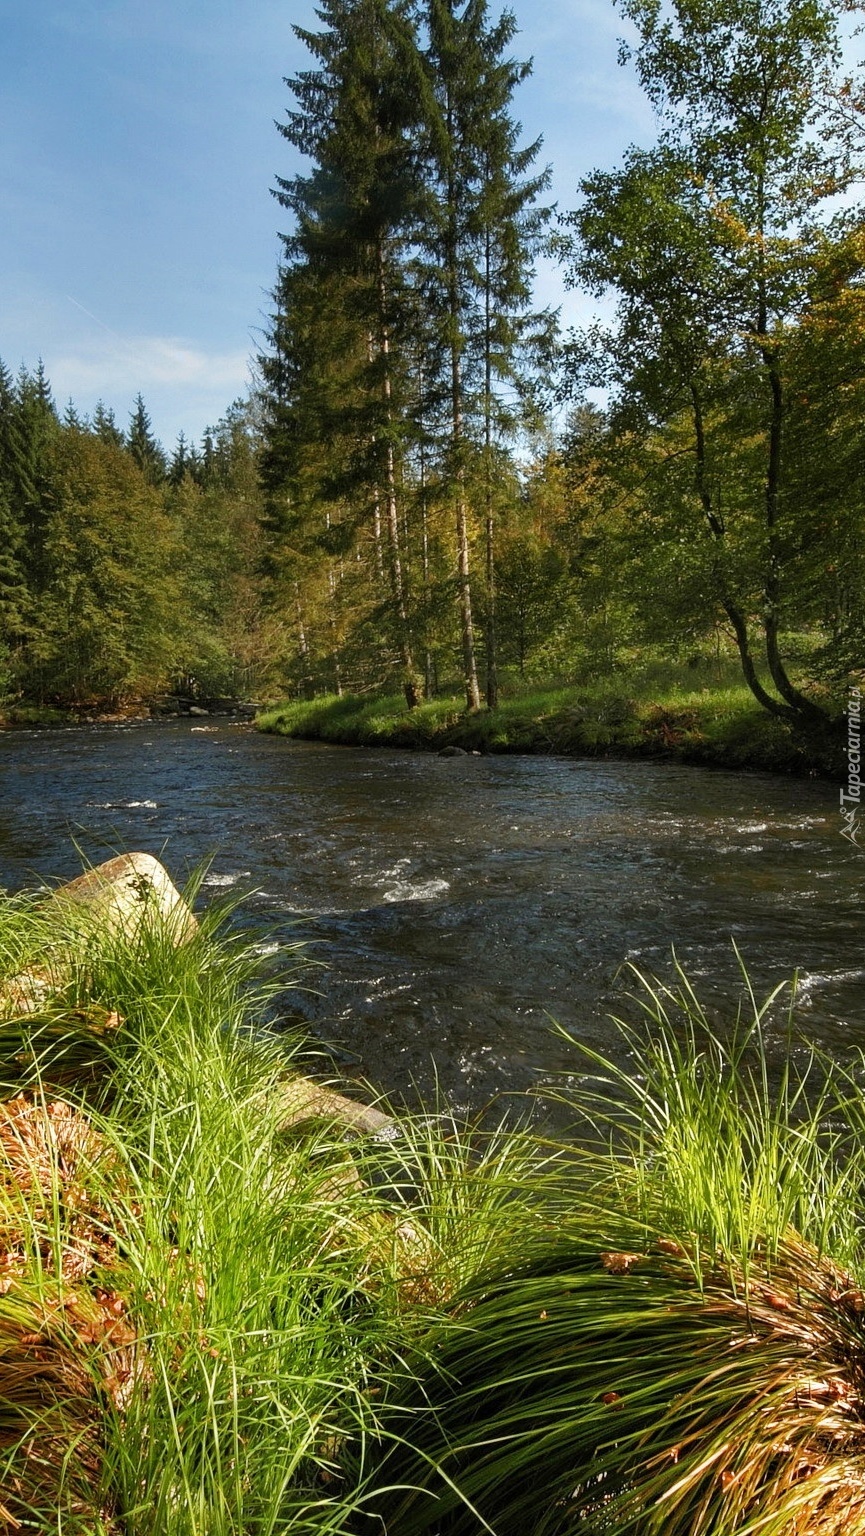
[257,672,844,778]
[0,696,258,729]
[2,870,865,1533]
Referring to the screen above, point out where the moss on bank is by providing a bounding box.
[257,674,843,778]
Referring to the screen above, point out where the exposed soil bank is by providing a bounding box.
[257,685,844,779]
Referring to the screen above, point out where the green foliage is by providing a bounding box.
[259,0,552,711]
[559,0,863,729]
[359,968,865,1536]
[0,363,272,708]
[18,428,181,704]
[126,394,167,486]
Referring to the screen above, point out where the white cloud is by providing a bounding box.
[49,333,250,397]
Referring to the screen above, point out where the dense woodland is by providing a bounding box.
[1,0,863,733]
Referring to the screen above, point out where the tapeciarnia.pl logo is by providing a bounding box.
[840,687,862,847]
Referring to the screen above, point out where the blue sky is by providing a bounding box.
[0,0,653,449]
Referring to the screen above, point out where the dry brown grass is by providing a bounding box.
[0,1093,138,1533]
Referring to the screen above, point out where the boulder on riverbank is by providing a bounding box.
[2,854,394,1138]
[54,852,199,946]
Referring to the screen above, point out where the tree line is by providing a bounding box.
[0,367,271,706]
[3,0,862,727]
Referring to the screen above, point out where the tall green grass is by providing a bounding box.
[547,954,865,1274]
[358,963,865,1536]
[0,879,556,1534]
[3,880,865,1534]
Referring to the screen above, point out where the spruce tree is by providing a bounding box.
[422,0,551,709]
[127,394,166,485]
[0,362,30,657]
[263,0,429,705]
[7,362,59,596]
[92,400,125,448]
[469,11,553,706]
[169,431,190,485]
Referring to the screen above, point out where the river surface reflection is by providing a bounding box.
[0,720,861,1116]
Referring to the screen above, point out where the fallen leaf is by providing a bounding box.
[601,1251,643,1274]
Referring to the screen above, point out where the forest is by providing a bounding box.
[1,0,863,750]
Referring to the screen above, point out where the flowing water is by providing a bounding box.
[0,719,861,1116]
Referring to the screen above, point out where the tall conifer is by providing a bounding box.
[264,0,428,704]
[127,394,166,485]
[422,0,551,709]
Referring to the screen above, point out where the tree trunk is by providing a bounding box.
[446,86,481,714]
[452,348,481,712]
[690,383,794,722]
[377,250,420,708]
[324,514,342,697]
[760,347,827,724]
[295,582,314,700]
[366,333,385,582]
[484,224,498,710]
[752,178,828,728]
[420,424,435,699]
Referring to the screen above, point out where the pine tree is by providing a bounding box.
[0,361,30,659]
[169,431,190,486]
[127,394,166,485]
[469,10,553,706]
[92,400,125,448]
[263,0,429,705]
[7,361,59,596]
[422,0,551,709]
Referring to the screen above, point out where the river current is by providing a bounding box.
[0,720,861,1116]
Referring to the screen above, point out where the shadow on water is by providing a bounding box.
[0,719,861,1120]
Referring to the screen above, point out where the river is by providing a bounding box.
[0,719,861,1117]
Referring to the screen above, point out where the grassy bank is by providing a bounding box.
[2,880,865,1532]
[257,664,842,777]
[0,702,79,728]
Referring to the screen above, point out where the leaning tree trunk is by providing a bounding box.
[760,346,828,727]
[690,383,796,723]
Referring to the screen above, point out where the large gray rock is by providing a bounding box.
[275,1077,393,1137]
[54,852,198,945]
[0,853,196,1016]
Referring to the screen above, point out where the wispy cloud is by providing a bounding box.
[51,330,250,395]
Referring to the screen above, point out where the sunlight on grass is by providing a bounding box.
[257,658,829,774]
[1,879,864,1532]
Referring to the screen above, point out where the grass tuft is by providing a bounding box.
[357,962,865,1536]
[1,874,864,1534]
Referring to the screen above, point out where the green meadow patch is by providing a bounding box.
[258,667,839,776]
